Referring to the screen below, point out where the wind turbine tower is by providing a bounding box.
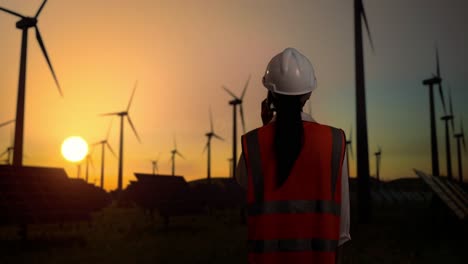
[454,119,466,183]
[170,136,184,177]
[374,146,382,181]
[354,0,374,222]
[223,75,250,178]
[440,87,455,179]
[203,108,224,184]
[101,82,141,191]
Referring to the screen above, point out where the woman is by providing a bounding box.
[236,48,350,264]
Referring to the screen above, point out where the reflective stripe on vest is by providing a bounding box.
[249,238,339,253]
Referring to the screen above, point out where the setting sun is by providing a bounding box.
[61,136,89,163]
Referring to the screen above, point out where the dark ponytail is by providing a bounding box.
[272,93,304,188]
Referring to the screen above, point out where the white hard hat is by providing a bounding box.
[262,48,317,95]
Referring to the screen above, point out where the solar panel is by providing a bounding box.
[378,189,394,204]
[414,169,467,220]
[0,165,111,225]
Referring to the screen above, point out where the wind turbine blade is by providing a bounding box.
[349,144,354,160]
[0,119,14,128]
[436,45,441,78]
[438,83,447,116]
[462,119,466,153]
[349,125,353,142]
[35,0,47,18]
[213,133,224,141]
[241,75,251,100]
[106,118,113,140]
[434,47,447,115]
[173,135,177,149]
[106,142,117,158]
[202,142,208,154]
[126,115,141,143]
[448,86,455,131]
[240,104,246,134]
[222,86,238,99]
[35,26,63,97]
[100,112,120,116]
[176,151,185,159]
[361,4,375,53]
[0,7,25,18]
[127,81,138,111]
[209,107,214,132]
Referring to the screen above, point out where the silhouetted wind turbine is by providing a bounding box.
[0,147,13,165]
[374,146,382,181]
[170,136,184,176]
[354,0,374,222]
[85,152,95,183]
[422,46,447,177]
[93,120,117,190]
[454,118,466,183]
[151,153,161,175]
[0,0,63,167]
[441,86,455,179]
[101,82,141,191]
[203,108,224,184]
[151,160,158,175]
[345,126,354,177]
[222,75,249,178]
[0,119,16,165]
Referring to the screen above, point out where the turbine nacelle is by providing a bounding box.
[16,17,37,29]
[422,76,442,86]
[229,98,242,105]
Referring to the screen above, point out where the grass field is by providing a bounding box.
[0,203,466,264]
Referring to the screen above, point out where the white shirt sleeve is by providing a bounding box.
[338,152,351,246]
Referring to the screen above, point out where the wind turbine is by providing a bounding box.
[0,119,16,164]
[222,75,250,178]
[354,0,374,222]
[374,146,382,181]
[151,153,161,175]
[345,126,354,177]
[101,82,141,191]
[151,160,158,175]
[93,121,117,189]
[92,119,117,190]
[170,136,184,177]
[203,108,224,184]
[0,147,14,165]
[422,46,447,177]
[440,86,455,179]
[84,152,95,183]
[0,0,63,167]
[454,118,466,183]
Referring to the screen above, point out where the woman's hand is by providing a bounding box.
[261,98,274,125]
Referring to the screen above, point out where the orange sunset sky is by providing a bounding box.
[1,0,467,190]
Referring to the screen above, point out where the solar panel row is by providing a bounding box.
[414,169,468,220]
[0,165,111,225]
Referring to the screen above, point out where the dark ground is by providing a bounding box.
[0,202,466,264]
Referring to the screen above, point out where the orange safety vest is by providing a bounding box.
[242,121,346,264]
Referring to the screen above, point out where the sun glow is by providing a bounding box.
[61,136,88,163]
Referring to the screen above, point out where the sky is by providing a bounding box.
[0,0,467,190]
